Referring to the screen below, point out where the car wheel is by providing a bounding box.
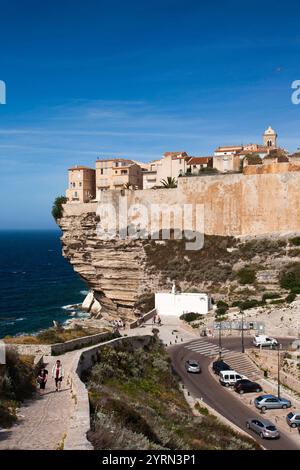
[239,390,244,395]
[260,432,264,439]
[282,405,287,409]
[291,423,297,428]
[261,406,267,412]
[225,383,230,387]
[256,388,261,393]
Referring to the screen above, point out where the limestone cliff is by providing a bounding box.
[58,210,159,320]
[58,170,300,321]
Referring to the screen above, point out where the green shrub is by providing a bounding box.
[289,237,300,246]
[280,263,300,290]
[216,300,229,309]
[51,196,67,220]
[286,292,297,303]
[269,298,285,305]
[291,286,300,294]
[215,306,228,317]
[262,292,281,301]
[238,299,262,310]
[0,351,36,427]
[236,267,256,285]
[180,312,203,323]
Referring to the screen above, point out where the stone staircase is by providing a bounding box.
[222,351,262,381]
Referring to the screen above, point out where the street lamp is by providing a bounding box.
[277,343,281,399]
[218,321,222,359]
[240,309,245,353]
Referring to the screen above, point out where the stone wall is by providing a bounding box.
[63,170,300,238]
[64,335,153,450]
[6,331,113,357]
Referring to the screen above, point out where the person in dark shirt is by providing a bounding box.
[37,366,48,395]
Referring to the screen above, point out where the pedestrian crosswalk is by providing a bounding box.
[184,338,230,357]
[184,338,262,380]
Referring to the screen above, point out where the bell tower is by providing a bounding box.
[263,126,277,148]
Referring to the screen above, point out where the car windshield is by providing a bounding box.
[256,396,263,402]
[266,426,277,431]
[189,361,198,366]
[287,412,294,418]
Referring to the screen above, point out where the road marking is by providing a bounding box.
[184,339,230,357]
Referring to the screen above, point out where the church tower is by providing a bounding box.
[263,126,277,148]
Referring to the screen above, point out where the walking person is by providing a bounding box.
[157,315,162,326]
[37,365,48,396]
[52,359,64,392]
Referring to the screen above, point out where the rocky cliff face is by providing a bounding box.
[58,204,300,322]
[58,211,159,321]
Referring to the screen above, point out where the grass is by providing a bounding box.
[85,338,260,450]
[3,325,107,345]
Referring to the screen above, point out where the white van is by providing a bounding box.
[253,335,278,348]
[219,370,245,387]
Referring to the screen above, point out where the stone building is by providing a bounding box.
[263,126,277,148]
[66,166,96,203]
[95,158,143,198]
[142,151,188,188]
[213,126,278,172]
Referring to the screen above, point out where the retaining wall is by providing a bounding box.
[6,331,113,357]
[64,335,153,450]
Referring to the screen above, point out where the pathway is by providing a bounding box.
[0,315,197,450]
[0,351,76,450]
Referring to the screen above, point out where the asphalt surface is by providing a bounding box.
[170,340,300,450]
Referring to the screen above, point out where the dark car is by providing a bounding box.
[212,360,231,375]
[234,379,262,395]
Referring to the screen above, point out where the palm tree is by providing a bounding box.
[160,177,177,188]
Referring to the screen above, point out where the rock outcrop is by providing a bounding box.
[58,210,158,320]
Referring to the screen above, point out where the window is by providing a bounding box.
[121,170,128,174]
[100,169,104,175]
[79,182,82,187]
[115,171,118,174]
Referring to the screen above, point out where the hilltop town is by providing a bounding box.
[65,126,300,203]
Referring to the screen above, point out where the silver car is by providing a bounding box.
[185,359,201,373]
[246,418,280,439]
[254,394,291,411]
[286,411,300,428]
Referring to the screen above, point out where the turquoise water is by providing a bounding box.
[0,230,88,337]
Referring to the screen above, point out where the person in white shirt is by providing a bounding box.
[52,359,64,392]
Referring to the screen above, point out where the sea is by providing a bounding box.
[0,230,89,338]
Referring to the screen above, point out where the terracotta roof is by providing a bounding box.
[215,146,243,152]
[68,165,95,171]
[164,151,188,157]
[187,156,213,165]
[96,158,134,163]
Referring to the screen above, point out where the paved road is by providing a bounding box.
[170,344,300,450]
[208,336,294,352]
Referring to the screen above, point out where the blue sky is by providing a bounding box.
[0,0,300,228]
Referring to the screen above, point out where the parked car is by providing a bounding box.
[185,359,201,373]
[246,418,280,439]
[253,335,278,348]
[219,370,246,387]
[254,394,291,411]
[234,379,262,394]
[286,411,300,428]
[212,360,231,375]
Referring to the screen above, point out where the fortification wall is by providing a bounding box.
[63,171,300,238]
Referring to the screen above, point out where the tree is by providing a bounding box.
[160,177,177,188]
[52,196,67,220]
